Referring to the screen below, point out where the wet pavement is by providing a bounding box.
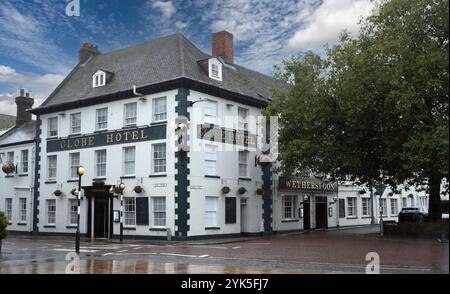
[0,226,448,274]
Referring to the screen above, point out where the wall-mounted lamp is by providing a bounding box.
[188,98,208,107]
[226,103,234,109]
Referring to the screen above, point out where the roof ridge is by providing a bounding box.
[178,33,186,77]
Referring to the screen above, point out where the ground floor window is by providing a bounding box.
[380,198,387,216]
[69,199,78,225]
[390,199,398,216]
[347,197,357,217]
[339,199,345,218]
[402,197,407,208]
[205,197,218,227]
[282,195,296,219]
[152,197,166,227]
[19,198,27,222]
[124,197,136,226]
[5,198,12,222]
[362,198,371,217]
[47,199,56,225]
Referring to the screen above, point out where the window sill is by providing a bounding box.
[361,216,372,219]
[122,124,137,129]
[94,129,108,133]
[45,180,57,184]
[7,222,12,225]
[18,174,29,177]
[44,225,56,228]
[150,121,167,126]
[149,174,167,178]
[281,219,299,223]
[149,227,167,232]
[66,225,77,229]
[67,179,78,183]
[238,177,252,181]
[123,227,136,230]
[17,222,27,226]
[205,227,221,230]
[93,177,107,181]
[346,216,358,219]
[120,176,136,179]
[68,134,82,138]
[205,175,220,179]
[5,175,14,178]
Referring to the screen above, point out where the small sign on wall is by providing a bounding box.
[113,210,120,223]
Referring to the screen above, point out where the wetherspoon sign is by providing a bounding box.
[278,177,338,193]
[47,125,166,152]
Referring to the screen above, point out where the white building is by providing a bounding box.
[0,32,439,240]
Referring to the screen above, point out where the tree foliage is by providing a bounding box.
[266,0,448,219]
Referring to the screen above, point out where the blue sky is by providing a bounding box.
[0,0,373,115]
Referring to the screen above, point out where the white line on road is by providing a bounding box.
[132,247,143,250]
[52,248,98,253]
[232,246,241,249]
[118,249,128,253]
[198,254,210,258]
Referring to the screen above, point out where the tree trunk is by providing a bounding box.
[428,174,442,220]
[0,239,2,254]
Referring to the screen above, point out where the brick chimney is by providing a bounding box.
[78,42,100,64]
[212,31,233,64]
[15,89,34,127]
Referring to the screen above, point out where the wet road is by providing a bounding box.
[0,226,448,274]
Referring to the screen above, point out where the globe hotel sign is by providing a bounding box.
[278,177,338,194]
[46,125,166,152]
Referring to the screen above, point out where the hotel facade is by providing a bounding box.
[0,32,432,240]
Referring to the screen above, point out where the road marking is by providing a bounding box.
[52,248,98,253]
[102,252,157,256]
[198,254,210,258]
[189,245,228,249]
[132,247,143,250]
[232,246,241,249]
[159,253,201,258]
[118,249,128,253]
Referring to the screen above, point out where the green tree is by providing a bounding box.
[0,211,8,253]
[266,0,448,219]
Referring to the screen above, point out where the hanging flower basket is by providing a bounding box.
[256,188,264,195]
[54,190,62,197]
[221,186,230,194]
[359,190,366,195]
[237,187,247,195]
[114,186,122,194]
[134,185,143,194]
[1,162,15,174]
[408,193,414,198]
[388,192,394,196]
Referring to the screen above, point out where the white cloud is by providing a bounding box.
[152,1,176,19]
[287,0,374,50]
[175,21,188,29]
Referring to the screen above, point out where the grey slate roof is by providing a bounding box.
[39,33,285,109]
[0,121,36,146]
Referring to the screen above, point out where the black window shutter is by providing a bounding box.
[225,197,237,224]
[339,199,345,218]
[136,197,149,225]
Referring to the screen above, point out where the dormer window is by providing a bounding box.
[208,58,222,81]
[93,70,106,88]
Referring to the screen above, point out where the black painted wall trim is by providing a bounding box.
[174,88,190,238]
[32,116,41,233]
[30,78,268,115]
[262,120,273,234]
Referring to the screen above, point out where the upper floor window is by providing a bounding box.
[20,149,29,174]
[48,117,58,138]
[95,149,107,178]
[204,100,218,124]
[123,146,135,176]
[96,108,108,130]
[93,70,106,88]
[124,102,137,126]
[238,150,249,178]
[208,58,222,81]
[47,155,57,180]
[70,113,81,134]
[152,143,166,174]
[204,145,217,175]
[238,107,249,131]
[6,151,14,163]
[153,97,167,122]
[0,153,4,164]
[69,152,80,179]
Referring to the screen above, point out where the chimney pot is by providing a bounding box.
[79,42,101,64]
[212,31,234,64]
[20,88,25,97]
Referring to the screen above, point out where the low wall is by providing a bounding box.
[384,220,449,238]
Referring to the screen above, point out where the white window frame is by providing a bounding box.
[47,155,57,180]
[124,102,137,127]
[152,197,166,227]
[122,146,135,176]
[204,145,218,176]
[204,196,218,227]
[93,70,106,88]
[48,117,58,138]
[19,198,27,223]
[70,112,81,134]
[390,198,398,216]
[347,197,357,217]
[380,198,388,216]
[69,152,80,180]
[69,199,78,226]
[402,197,407,208]
[5,198,12,222]
[152,143,166,174]
[238,150,249,178]
[20,149,29,174]
[152,97,167,122]
[282,195,296,219]
[124,197,136,226]
[208,58,222,81]
[6,151,14,163]
[203,100,218,124]
[95,149,107,178]
[96,107,108,130]
[0,152,4,164]
[362,197,371,217]
[47,199,56,225]
[238,107,249,131]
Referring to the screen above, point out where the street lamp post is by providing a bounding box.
[75,165,85,254]
[374,183,387,237]
[118,182,125,242]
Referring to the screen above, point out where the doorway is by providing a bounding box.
[303,201,310,230]
[94,196,109,238]
[315,196,328,229]
[86,184,113,239]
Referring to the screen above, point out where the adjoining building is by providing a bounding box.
[0,32,436,240]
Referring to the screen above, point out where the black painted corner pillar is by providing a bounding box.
[261,117,273,234]
[32,116,41,234]
[174,88,190,238]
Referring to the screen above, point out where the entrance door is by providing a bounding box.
[94,197,109,238]
[303,202,310,230]
[315,197,328,229]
